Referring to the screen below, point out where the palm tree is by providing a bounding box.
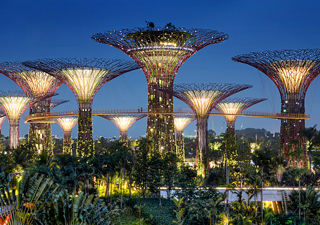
[230,214,252,225]
[110,141,131,208]
[204,196,224,225]
[252,149,272,223]
[10,143,35,170]
[299,125,317,171]
[271,156,287,186]
[52,153,80,194]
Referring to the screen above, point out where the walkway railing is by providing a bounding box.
[25,108,310,123]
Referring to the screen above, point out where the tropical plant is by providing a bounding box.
[36,191,111,225]
[51,153,80,194]
[181,187,225,225]
[132,138,152,198]
[163,151,179,199]
[218,212,230,225]
[299,125,318,171]
[204,196,225,225]
[173,197,185,225]
[252,148,272,221]
[175,164,197,202]
[288,186,320,224]
[147,149,164,205]
[230,214,252,225]
[134,204,146,225]
[0,172,60,225]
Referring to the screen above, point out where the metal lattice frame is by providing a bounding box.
[100,114,146,141]
[0,62,64,153]
[0,62,63,98]
[232,49,320,167]
[215,97,266,135]
[55,117,78,154]
[158,83,252,172]
[92,26,228,153]
[174,115,196,161]
[24,58,140,156]
[50,99,69,110]
[0,91,35,149]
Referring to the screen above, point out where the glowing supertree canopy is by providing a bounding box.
[232,49,320,101]
[174,115,196,133]
[0,62,62,97]
[100,114,146,141]
[215,97,266,134]
[232,49,320,167]
[269,60,317,94]
[0,91,34,149]
[174,115,196,161]
[55,117,78,154]
[158,83,252,173]
[92,24,228,153]
[24,58,140,155]
[183,90,221,118]
[0,62,64,153]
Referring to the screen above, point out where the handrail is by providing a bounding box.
[25,108,310,123]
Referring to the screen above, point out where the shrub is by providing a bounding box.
[126,198,176,225]
[205,167,226,186]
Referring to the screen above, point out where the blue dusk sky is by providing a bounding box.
[0,0,320,139]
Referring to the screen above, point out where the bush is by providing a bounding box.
[205,167,226,186]
[126,198,176,225]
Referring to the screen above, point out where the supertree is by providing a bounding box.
[100,114,146,141]
[174,115,196,161]
[0,113,7,151]
[158,83,252,173]
[0,91,35,149]
[91,24,228,152]
[232,49,320,167]
[0,62,64,153]
[215,97,266,135]
[0,111,7,134]
[24,58,140,156]
[55,117,78,154]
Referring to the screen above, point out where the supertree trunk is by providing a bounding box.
[120,130,128,142]
[77,103,93,156]
[147,84,175,153]
[175,131,185,161]
[280,94,306,167]
[196,116,209,174]
[63,131,72,154]
[226,121,236,137]
[28,100,52,153]
[9,120,19,149]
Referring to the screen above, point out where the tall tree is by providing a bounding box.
[163,151,179,199]
[133,138,152,198]
[252,148,272,223]
[299,125,318,171]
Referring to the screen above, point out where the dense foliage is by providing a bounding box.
[1,126,320,224]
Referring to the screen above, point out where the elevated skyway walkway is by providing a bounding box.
[160,187,316,202]
[25,108,310,123]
